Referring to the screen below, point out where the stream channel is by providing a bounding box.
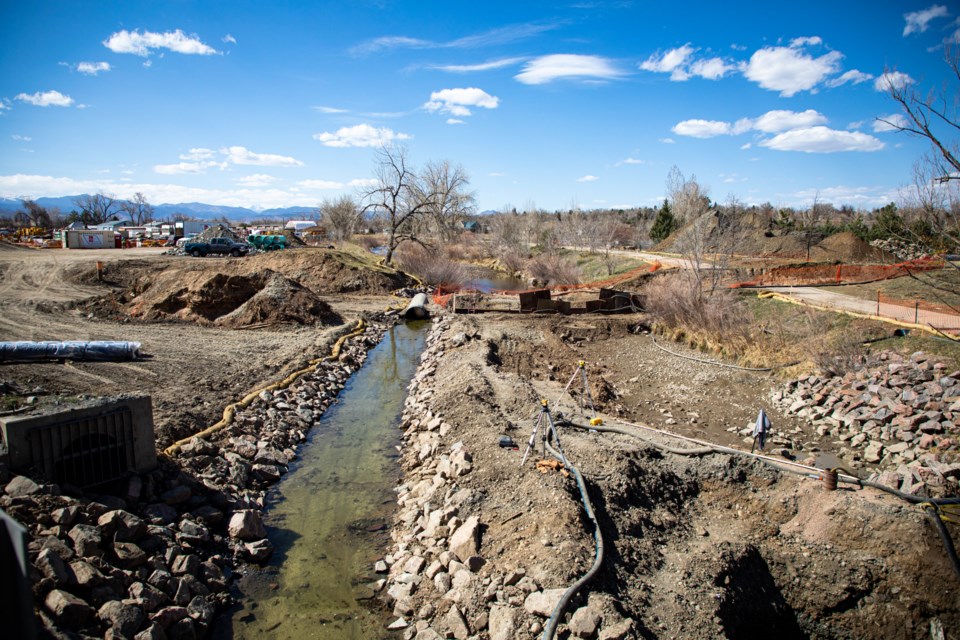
[218,320,430,639]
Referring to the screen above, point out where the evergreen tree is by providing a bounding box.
[650,199,676,242]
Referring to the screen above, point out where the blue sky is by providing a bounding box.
[1,1,957,212]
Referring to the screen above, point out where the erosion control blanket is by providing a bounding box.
[0,341,142,362]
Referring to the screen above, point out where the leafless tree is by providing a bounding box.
[74,192,120,225]
[799,193,826,261]
[18,200,52,228]
[359,145,434,265]
[121,192,154,226]
[419,160,476,243]
[319,194,361,245]
[879,46,959,183]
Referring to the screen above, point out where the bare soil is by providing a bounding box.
[2,244,957,638]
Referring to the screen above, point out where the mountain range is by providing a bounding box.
[0,196,319,223]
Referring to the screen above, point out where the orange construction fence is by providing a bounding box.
[730,256,945,288]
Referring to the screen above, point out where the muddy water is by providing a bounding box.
[223,321,429,639]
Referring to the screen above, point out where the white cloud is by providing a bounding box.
[350,22,561,56]
[825,69,874,88]
[759,126,884,153]
[424,87,499,117]
[873,114,909,132]
[672,119,733,138]
[0,99,10,113]
[221,146,303,167]
[753,109,827,132]
[904,5,949,36]
[790,36,822,47]
[313,106,349,114]
[12,134,31,141]
[640,44,695,80]
[640,45,734,81]
[447,118,465,125]
[313,124,412,148]
[515,54,625,85]
[743,43,842,96]
[660,137,676,144]
[432,57,525,72]
[874,71,914,92]
[740,142,752,150]
[689,57,735,80]
[223,34,237,44]
[348,178,378,188]
[179,148,215,161]
[103,29,218,57]
[622,157,643,164]
[237,174,275,187]
[77,61,111,76]
[15,90,74,107]
[154,161,225,175]
[577,175,599,182]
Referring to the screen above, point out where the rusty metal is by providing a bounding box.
[822,468,838,491]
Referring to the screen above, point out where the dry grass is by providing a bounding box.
[394,244,469,288]
[527,255,582,285]
[643,273,748,351]
[353,234,385,251]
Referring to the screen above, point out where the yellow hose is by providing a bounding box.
[163,319,368,457]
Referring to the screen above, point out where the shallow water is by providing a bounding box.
[222,321,429,639]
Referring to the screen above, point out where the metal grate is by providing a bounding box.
[27,407,137,488]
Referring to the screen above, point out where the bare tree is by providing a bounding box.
[419,160,476,243]
[359,145,434,265]
[319,194,361,245]
[879,46,959,183]
[121,192,154,226]
[74,192,120,225]
[799,193,826,261]
[18,200,52,228]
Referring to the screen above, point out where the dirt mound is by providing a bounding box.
[809,231,893,262]
[126,268,340,327]
[239,248,407,294]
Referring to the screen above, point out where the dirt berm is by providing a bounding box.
[381,312,959,639]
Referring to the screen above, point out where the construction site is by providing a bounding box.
[1,226,959,640]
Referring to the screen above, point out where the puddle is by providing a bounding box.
[218,320,430,639]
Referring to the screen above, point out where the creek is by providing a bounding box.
[219,320,430,639]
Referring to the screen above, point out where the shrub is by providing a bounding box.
[527,255,582,286]
[395,244,469,288]
[642,272,746,343]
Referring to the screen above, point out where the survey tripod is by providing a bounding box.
[554,360,602,426]
[520,399,567,467]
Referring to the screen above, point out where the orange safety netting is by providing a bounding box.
[432,261,661,307]
[879,292,960,316]
[730,256,945,288]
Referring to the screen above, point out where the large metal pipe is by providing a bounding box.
[402,293,430,320]
[0,341,141,362]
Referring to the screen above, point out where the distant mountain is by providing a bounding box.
[0,195,318,222]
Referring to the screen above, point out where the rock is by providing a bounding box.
[114,541,148,568]
[864,442,884,463]
[187,595,214,626]
[387,617,409,630]
[599,619,634,640]
[448,516,480,563]
[444,605,470,639]
[171,554,200,576]
[68,524,103,557]
[5,475,41,497]
[488,605,518,640]
[569,605,602,638]
[403,555,427,576]
[99,600,146,638]
[244,538,273,563]
[143,503,179,525]
[134,623,166,640]
[160,486,192,506]
[523,588,566,617]
[36,547,69,585]
[227,510,266,541]
[45,589,94,627]
[99,510,147,541]
[150,605,190,629]
[130,581,168,612]
[167,616,196,640]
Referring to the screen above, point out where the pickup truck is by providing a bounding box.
[183,237,250,258]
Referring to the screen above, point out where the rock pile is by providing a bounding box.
[376,316,632,640]
[869,238,931,261]
[772,350,960,497]
[4,318,390,638]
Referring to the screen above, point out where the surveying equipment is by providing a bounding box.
[554,360,603,426]
[520,399,566,467]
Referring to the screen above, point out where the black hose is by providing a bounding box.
[923,505,960,578]
[844,478,960,506]
[541,439,605,640]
